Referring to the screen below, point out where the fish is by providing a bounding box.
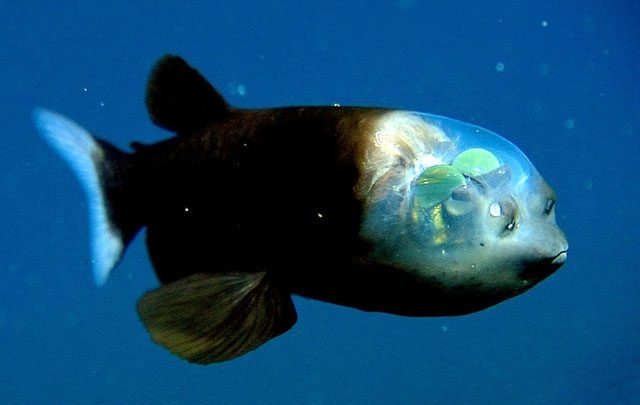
[35,55,568,364]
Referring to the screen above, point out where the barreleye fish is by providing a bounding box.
[35,55,568,364]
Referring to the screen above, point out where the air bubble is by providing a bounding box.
[564,119,575,129]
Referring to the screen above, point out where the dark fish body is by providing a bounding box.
[35,55,568,364]
[130,106,460,315]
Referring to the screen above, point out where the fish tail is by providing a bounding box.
[34,109,143,286]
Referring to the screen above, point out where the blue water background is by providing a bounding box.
[1,1,638,403]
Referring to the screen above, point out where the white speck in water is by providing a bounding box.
[584,179,593,190]
[441,325,448,332]
[83,87,88,92]
[564,119,575,129]
[541,20,548,27]
[333,103,341,107]
[99,101,105,107]
[496,62,505,72]
[237,84,246,96]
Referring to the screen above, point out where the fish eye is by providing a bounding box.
[544,198,555,215]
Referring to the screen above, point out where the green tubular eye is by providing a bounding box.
[452,148,500,177]
[413,164,465,210]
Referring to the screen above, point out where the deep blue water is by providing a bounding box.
[1,1,638,403]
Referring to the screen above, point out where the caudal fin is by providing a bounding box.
[34,109,140,286]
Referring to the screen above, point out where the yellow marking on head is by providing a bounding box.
[430,204,448,245]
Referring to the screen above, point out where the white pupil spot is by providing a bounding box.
[489,202,501,217]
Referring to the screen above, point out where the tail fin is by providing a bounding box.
[34,109,141,286]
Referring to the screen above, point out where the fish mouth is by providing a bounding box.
[520,250,568,282]
[542,249,569,272]
[551,250,568,266]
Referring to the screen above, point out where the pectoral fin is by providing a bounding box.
[137,272,297,364]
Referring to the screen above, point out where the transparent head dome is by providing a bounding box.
[419,113,535,192]
[358,110,553,281]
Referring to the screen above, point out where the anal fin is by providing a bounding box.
[137,272,297,364]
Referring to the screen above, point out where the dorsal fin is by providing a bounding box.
[145,55,229,134]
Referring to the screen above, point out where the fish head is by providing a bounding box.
[359,111,568,310]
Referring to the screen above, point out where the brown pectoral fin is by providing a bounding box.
[137,272,297,364]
